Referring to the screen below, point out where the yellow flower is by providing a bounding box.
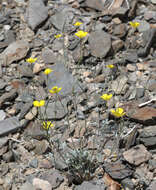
[42,121,54,130]
[49,86,62,94]
[129,21,140,28]
[44,68,53,75]
[26,57,37,64]
[75,30,88,38]
[107,64,114,69]
[54,34,62,38]
[33,100,45,107]
[110,108,125,118]
[74,22,83,26]
[101,94,112,101]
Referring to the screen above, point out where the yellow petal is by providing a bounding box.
[74,22,83,26]
[39,100,45,106]
[33,101,40,107]
[54,34,62,38]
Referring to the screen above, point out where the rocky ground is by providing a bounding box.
[0,0,156,189]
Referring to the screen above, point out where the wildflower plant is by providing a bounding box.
[26,57,37,64]
[74,22,83,26]
[129,21,140,28]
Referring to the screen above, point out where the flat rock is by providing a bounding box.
[123,144,151,166]
[84,0,104,11]
[122,102,156,125]
[75,181,106,190]
[111,75,128,94]
[131,107,156,125]
[0,137,8,148]
[103,160,133,180]
[0,117,22,137]
[139,126,156,147]
[38,170,64,189]
[33,178,52,190]
[0,110,6,121]
[33,139,49,155]
[42,48,57,64]
[21,182,35,190]
[47,62,84,97]
[89,30,111,58]
[26,0,48,31]
[0,40,29,66]
[137,20,150,33]
[18,63,34,78]
[50,6,74,31]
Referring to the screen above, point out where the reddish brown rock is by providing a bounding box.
[121,101,156,124]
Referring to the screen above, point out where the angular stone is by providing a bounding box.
[103,160,133,180]
[137,20,150,33]
[33,178,52,190]
[123,144,151,166]
[113,24,127,38]
[131,107,156,125]
[75,181,106,190]
[111,75,128,94]
[26,0,48,31]
[42,48,57,64]
[50,7,74,31]
[139,126,156,147]
[0,40,29,66]
[84,0,104,11]
[33,140,49,155]
[21,182,35,190]
[0,110,6,121]
[0,137,8,148]
[38,170,64,189]
[0,117,21,137]
[112,39,124,53]
[122,102,156,125]
[17,63,34,78]
[89,30,111,58]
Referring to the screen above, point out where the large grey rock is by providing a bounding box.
[47,62,84,97]
[26,0,48,31]
[89,30,111,58]
[0,117,22,137]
